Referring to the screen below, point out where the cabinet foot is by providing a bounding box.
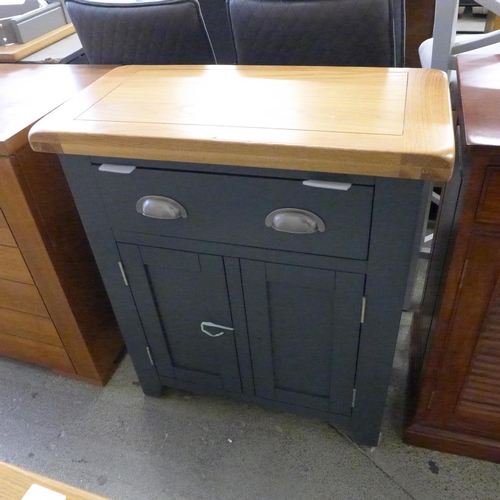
[138,376,163,397]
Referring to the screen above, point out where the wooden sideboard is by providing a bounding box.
[0,64,123,384]
[29,65,454,445]
[405,54,500,462]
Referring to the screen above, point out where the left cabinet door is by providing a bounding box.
[118,244,241,393]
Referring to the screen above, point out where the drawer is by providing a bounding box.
[0,210,17,248]
[0,331,73,373]
[0,246,34,284]
[476,167,500,224]
[0,278,49,318]
[97,168,373,260]
[0,307,61,346]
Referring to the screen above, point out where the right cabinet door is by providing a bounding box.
[241,260,364,416]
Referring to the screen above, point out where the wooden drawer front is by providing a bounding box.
[0,278,49,318]
[0,210,17,247]
[0,331,73,373]
[0,307,61,346]
[97,168,373,260]
[476,167,500,224]
[0,245,34,284]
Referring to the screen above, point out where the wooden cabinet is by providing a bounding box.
[405,55,500,462]
[28,65,454,446]
[0,65,123,384]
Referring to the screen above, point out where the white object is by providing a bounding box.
[98,164,136,174]
[420,0,500,74]
[200,322,234,337]
[302,180,352,191]
[21,484,66,500]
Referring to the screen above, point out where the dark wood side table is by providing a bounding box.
[405,54,500,462]
[0,64,123,384]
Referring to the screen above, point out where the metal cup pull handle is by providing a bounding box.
[136,196,188,219]
[265,208,325,234]
[200,322,234,337]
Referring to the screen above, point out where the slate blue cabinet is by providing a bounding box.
[59,155,428,446]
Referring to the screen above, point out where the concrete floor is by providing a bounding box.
[1,306,500,500]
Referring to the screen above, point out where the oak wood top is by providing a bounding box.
[0,64,114,156]
[0,461,109,500]
[29,65,455,180]
[457,54,500,152]
[0,24,75,63]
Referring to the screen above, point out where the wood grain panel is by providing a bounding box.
[457,55,500,151]
[0,462,109,500]
[0,64,113,155]
[476,167,500,224]
[0,331,73,373]
[0,209,17,247]
[0,307,61,346]
[458,277,500,419]
[29,65,455,181]
[0,278,49,318]
[0,245,34,284]
[79,69,408,135]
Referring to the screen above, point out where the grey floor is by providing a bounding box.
[1,262,500,500]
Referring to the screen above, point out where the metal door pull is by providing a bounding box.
[200,322,234,337]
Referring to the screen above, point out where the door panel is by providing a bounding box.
[119,243,241,392]
[241,260,363,415]
[429,233,500,433]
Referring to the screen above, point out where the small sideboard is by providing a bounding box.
[29,65,454,444]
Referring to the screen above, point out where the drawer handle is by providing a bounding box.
[265,208,325,234]
[200,321,234,337]
[303,180,352,191]
[136,196,187,220]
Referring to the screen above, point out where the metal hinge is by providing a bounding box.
[360,297,366,324]
[118,261,129,286]
[427,390,436,410]
[351,388,357,408]
[146,346,154,366]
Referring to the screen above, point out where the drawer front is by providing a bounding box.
[0,246,34,284]
[0,278,49,318]
[0,307,61,346]
[0,331,73,373]
[476,167,500,224]
[97,168,373,260]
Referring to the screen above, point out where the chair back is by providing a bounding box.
[423,0,500,72]
[66,0,216,64]
[228,0,405,67]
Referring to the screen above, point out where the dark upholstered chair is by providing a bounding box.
[66,0,216,64]
[227,0,406,67]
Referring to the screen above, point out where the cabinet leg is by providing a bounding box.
[138,375,163,397]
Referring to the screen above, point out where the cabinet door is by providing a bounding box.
[241,261,364,415]
[428,233,500,433]
[118,244,241,392]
